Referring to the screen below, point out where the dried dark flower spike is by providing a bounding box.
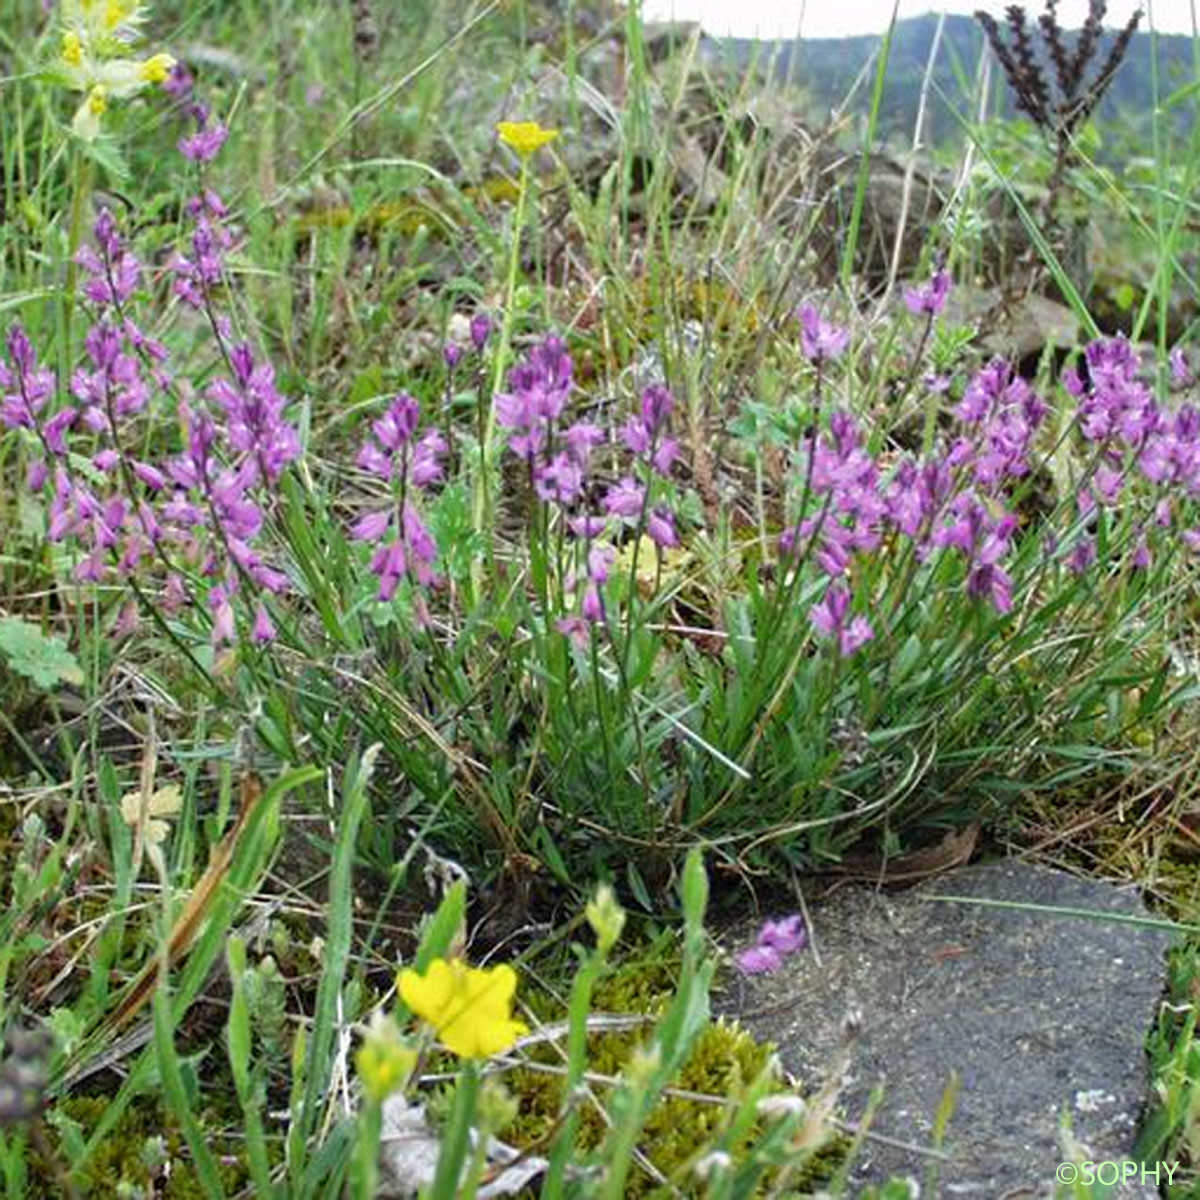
[1038,0,1073,99]
[974,0,1142,288]
[1006,6,1052,127]
[976,1,1142,143]
[352,0,380,62]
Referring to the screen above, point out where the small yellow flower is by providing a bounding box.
[61,31,83,67]
[398,958,528,1059]
[496,120,558,159]
[138,52,175,84]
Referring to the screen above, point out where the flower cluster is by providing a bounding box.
[1,122,297,648]
[780,294,1046,653]
[351,393,446,614]
[778,292,1200,661]
[736,915,807,975]
[1061,334,1200,565]
[492,336,683,640]
[54,0,175,140]
[170,187,236,309]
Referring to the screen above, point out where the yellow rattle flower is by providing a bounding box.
[496,120,559,159]
[55,0,175,141]
[398,958,528,1059]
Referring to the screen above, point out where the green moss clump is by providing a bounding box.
[28,1094,268,1198]
[497,954,845,1196]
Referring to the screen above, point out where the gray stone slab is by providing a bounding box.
[721,860,1176,1198]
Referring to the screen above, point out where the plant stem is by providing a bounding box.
[430,1062,480,1200]
[62,147,94,378]
[473,155,531,594]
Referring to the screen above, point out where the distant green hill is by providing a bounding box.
[701,13,1195,146]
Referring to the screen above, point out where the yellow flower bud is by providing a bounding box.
[355,1011,417,1105]
[88,84,107,116]
[585,883,626,955]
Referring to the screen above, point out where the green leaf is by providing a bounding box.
[0,618,84,689]
[626,861,653,912]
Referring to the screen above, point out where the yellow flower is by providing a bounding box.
[138,52,175,84]
[496,120,559,159]
[73,84,107,139]
[55,0,172,141]
[398,958,528,1059]
[104,0,137,32]
[61,31,83,67]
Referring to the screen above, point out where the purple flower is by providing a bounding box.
[736,913,808,975]
[758,915,807,954]
[797,304,849,363]
[736,944,783,975]
[164,61,194,100]
[966,561,1013,613]
[640,383,675,434]
[443,342,463,369]
[563,420,605,466]
[646,507,678,549]
[620,415,651,456]
[651,437,678,477]
[587,543,616,584]
[0,325,56,433]
[581,584,605,623]
[1171,346,1191,387]
[1067,538,1096,574]
[604,477,645,518]
[555,614,591,647]
[76,211,143,306]
[533,452,583,504]
[179,122,229,164]
[471,313,493,352]
[251,602,276,643]
[809,583,875,657]
[207,343,300,484]
[372,393,420,453]
[903,268,951,317]
[569,514,608,539]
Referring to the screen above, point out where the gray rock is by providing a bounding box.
[722,860,1176,1198]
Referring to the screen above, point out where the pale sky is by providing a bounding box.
[636,0,1197,39]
